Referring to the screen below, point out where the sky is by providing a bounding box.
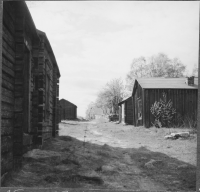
[26,1,199,117]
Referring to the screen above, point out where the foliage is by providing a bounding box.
[126,53,186,90]
[175,113,197,131]
[96,78,126,115]
[192,64,198,77]
[85,102,96,120]
[150,92,176,128]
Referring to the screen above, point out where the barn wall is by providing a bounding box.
[144,89,198,128]
[2,1,40,175]
[32,32,60,141]
[125,97,133,124]
[59,100,77,120]
[133,84,143,126]
[118,105,122,122]
[52,67,60,137]
[1,1,61,180]
[1,1,16,175]
[14,2,40,165]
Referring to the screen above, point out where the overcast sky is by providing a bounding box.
[26,1,199,117]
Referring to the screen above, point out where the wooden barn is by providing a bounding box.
[131,77,198,128]
[118,77,198,128]
[1,1,60,179]
[118,96,133,124]
[59,99,77,120]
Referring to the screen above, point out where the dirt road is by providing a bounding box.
[59,119,196,166]
[3,119,196,191]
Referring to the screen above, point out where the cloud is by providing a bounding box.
[26,1,199,116]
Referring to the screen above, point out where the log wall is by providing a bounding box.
[1,1,16,175]
[1,2,60,180]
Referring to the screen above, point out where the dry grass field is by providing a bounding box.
[3,119,196,191]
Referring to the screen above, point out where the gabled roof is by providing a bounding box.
[59,99,77,107]
[37,29,61,77]
[118,96,132,105]
[135,77,198,89]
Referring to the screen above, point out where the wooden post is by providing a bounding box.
[0,1,3,186]
[196,4,200,191]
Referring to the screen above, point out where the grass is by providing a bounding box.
[2,136,196,191]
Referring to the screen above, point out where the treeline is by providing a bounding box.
[85,53,198,119]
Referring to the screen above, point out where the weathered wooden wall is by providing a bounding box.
[31,30,60,141]
[52,66,60,136]
[143,89,198,128]
[125,97,133,125]
[1,1,61,180]
[133,84,143,126]
[1,1,16,176]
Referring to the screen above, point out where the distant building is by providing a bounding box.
[59,99,77,120]
[118,77,198,128]
[118,96,133,124]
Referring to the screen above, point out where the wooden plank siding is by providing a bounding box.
[1,1,16,176]
[34,30,61,140]
[1,2,61,178]
[143,89,198,128]
[133,84,143,126]
[124,97,133,124]
[132,79,198,128]
[59,99,77,120]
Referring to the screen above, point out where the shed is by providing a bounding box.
[132,77,198,128]
[59,99,77,120]
[118,96,133,124]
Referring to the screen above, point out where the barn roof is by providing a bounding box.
[37,29,61,77]
[59,99,77,107]
[118,96,132,105]
[136,77,198,89]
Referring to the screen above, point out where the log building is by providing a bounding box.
[1,1,60,180]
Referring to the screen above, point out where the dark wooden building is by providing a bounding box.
[118,77,198,128]
[1,1,60,179]
[118,96,133,125]
[131,77,198,128]
[59,99,77,120]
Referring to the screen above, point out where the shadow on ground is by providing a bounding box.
[2,136,196,191]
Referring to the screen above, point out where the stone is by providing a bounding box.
[102,165,115,172]
[177,164,189,169]
[144,159,163,169]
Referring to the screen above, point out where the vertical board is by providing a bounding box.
[0,0,3,185]
[144,88,198,128]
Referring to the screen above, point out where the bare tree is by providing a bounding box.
[126,53,186,89]
[85,102,95,120]
[96,78,125,115]
[192,64,198,77]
